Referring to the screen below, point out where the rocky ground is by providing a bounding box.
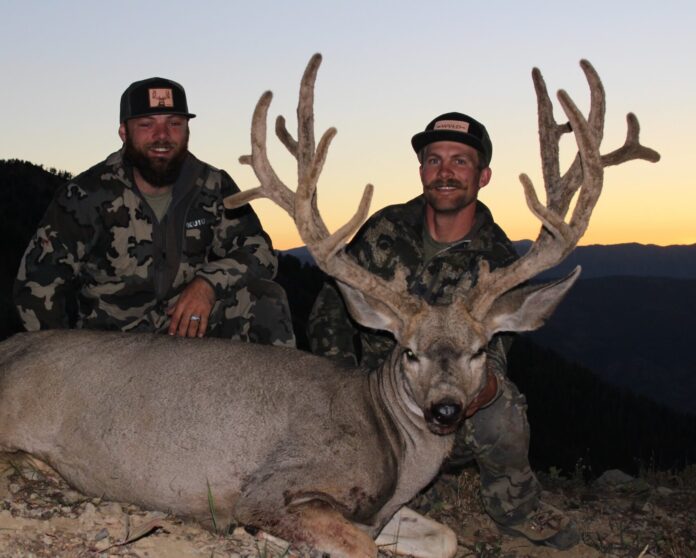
[1,451,694,557]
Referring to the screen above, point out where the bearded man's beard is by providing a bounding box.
[123,130,190,187]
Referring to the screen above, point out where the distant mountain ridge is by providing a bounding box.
[282,242,696,280]
[514,240,696,279]
[529,276,696,416]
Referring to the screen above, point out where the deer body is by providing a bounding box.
[0,330,452,543]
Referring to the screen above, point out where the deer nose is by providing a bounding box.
[432,402,462,424]
[429,400,464,427]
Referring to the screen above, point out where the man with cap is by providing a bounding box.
[14,77,295,346]
[306,113,579,549]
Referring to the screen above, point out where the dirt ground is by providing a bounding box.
[1,452,694,557]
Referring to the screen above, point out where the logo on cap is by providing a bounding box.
[434,120,470,133]
[149,88,174,108]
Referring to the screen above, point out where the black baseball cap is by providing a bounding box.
[119,77,196,122]
[411,112,492,167]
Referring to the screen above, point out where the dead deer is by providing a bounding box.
[0,55,658,557]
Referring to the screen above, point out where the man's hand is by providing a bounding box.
[167,277,216,338]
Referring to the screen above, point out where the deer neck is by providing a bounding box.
[364,351,455,532]
[371,351,454,461]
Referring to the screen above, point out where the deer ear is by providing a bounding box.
[335,281,405,340]
[485,267,581,335]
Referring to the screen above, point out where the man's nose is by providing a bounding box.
[152,123,170,140]
[437,162,453,178]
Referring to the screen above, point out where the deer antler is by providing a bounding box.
[224,54,425,318]
[466,60,660,321]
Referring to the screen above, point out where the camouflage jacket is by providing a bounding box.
[14,149,278,332]
[307,194,518,368]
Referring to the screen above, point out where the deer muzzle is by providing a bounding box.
[423,368,500,435]
[424,400,464,435]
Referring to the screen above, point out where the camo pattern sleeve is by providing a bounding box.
[189,170,277,300]
[14,180,97,330]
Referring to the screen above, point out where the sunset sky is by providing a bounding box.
[2,1,694,249]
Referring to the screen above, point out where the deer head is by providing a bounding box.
[225,54,660,434]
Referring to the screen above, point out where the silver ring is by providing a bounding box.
[190,315,201,322]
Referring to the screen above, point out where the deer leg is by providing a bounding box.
[271,500,377,558]
[375,506,458,558]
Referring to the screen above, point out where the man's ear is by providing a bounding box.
[478,167,492,189]
[118,122,127,143]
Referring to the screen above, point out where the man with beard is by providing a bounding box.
[14,77,295,346]
[307,113,579,549]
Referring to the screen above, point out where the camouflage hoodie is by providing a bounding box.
[307,194,518,368]
[15,149,278,332]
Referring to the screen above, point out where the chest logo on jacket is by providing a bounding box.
[185,218,210,230]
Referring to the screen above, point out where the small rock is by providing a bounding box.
[80,502,98,527]
[595,469,634,486]
[61,489,84,504]
[99,502,124,517]
[94,527,109,541]
[8,483,21,494]
[655,486,673,496]
[20,468,46,482]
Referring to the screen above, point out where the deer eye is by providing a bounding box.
[471,348,486,360]
[403,349,419,362]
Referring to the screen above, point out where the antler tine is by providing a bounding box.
[602,112,661,166]
[533,67,566,213]
[275,115,298,157]
[290,56,417,314]
[468,60,660,321]
[292,54,354,248]
[226,54,421,318]
[553,60,607,216]
[224,91,295,213]
[557,87,604,240]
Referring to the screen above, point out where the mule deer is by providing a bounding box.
[0,55,658,557]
